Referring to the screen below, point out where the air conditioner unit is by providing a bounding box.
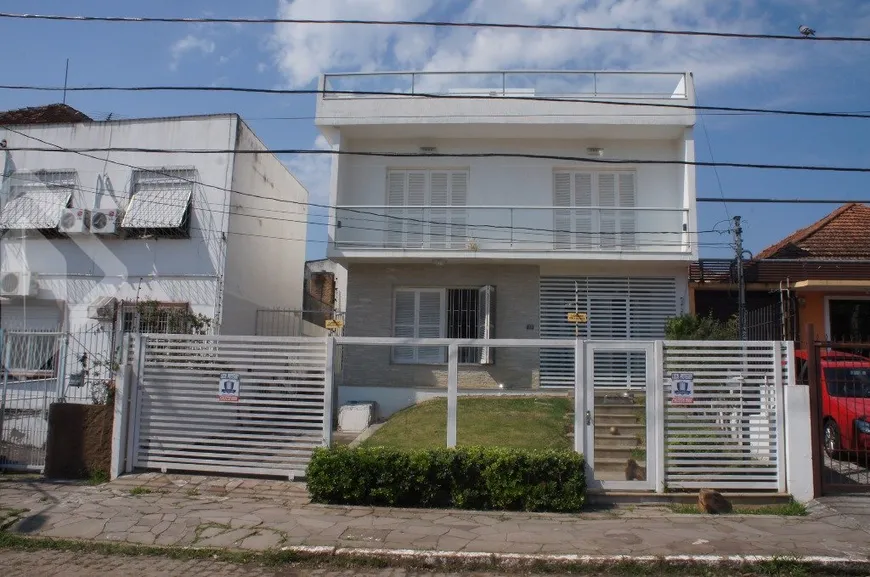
[58,207,90,234]
[88,296,117,320]
[91,208,121,235]
[0,271,39,297]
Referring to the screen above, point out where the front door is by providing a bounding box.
[585,341,658,490]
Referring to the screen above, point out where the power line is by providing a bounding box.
[3,85,870,120]
[6,145,870,174]
[697,197,870,204]
[695,89,729,220]
[0,170,724,248]
[1,12,867,43]
[0,129,724,243]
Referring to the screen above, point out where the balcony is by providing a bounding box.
[331,206,692,261]
[316,70,695,139]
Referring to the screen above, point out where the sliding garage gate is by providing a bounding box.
[130,334,330,479]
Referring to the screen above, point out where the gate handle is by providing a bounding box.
[586,410,592,426]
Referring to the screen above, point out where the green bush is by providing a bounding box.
[665,313,738,340]
[306,446,586,512]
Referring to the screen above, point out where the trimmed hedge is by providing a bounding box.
[306,446,586,512]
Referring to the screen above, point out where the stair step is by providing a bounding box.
[593,434,644,447]
[594,423,645,433]
[596,449,646,460]
[595,415,642,427]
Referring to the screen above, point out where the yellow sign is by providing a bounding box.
[325,319,344,330]
[567,312,588,323]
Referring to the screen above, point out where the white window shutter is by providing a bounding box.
[618,173,637,250]
[392,289,416,362]
[477,285,495,365]
[553,172,573,250]
[386,171,406,248]
[404,171,426,248]
[449,171,468,249]
[429,172,449,249]
[597,173,617,250]
[416,290,445,363]
[574,173,593,249]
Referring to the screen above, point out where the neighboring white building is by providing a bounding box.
[315,71,697,407]
[0,105,309,336]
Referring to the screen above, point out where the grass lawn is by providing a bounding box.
[361,396,572,451]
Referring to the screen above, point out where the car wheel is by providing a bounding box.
[824,420,842,459]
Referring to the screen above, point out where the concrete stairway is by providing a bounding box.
[567,391,646,481]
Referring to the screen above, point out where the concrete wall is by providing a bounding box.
[0,116,238,330]
[220,121,309,335]
[342,263,540,389]
[331,137,689,257]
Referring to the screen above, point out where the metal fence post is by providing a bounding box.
[447,344,458,448]
[803,324,823,497]
[774,340,788,493]
[125,333,145,473]
[56,333,69,402]
[110,334,132,479]
[573,338,584,455]
[0,329,6,447]
[654,340,666,493]
[322,337,335,448]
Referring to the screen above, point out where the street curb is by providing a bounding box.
[3,532,870,574]
[301,546,870,567]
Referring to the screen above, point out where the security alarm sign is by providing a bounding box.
[670,372,694,405]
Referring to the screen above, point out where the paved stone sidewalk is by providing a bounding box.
[1,473,869,560]
[0,549,481,577]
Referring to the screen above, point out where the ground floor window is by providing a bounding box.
[120,302,193,334]
[392,286,495,365]
[828,299,870,342]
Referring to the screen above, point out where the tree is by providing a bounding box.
[665,313,738,341]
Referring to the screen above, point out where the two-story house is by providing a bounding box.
[316,71,697,414]
[0,104,309,336]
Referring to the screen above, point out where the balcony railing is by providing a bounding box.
[322,71,689,100]
[333,206,690,254]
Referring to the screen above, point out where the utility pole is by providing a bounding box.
[733,215,747,340]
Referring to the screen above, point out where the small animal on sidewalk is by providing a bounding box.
[698,489,732,514]
[625,458,647,481]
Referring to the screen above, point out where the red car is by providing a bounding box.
[796,349,870,458]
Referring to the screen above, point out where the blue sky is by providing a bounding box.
[1,0,869,261]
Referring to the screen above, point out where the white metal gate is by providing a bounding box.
[662,341,786,491]
[129,334,331,479]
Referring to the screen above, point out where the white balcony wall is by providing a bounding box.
[317,71,695,135]
[330,136,692,258]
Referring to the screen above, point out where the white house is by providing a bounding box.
[0,105,309,336]
[316,71,697,409]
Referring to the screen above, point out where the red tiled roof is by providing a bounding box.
[754,203,870,260]
[0,103,92,126]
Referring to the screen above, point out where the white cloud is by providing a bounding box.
[170,34,217,71]
[272,0,437,86]
[269,0,857,91]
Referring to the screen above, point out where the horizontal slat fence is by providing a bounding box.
[134,334,329,479]
[662,341,784,490]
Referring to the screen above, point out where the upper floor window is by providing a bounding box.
[553,171,636,250]
[0,170,77,233]
[385,169,468,249]
[122,168,195,239]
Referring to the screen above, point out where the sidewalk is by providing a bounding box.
[1,473,869,563]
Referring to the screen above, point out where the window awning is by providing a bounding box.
[0,171,76,229]
[122,170,194,229]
